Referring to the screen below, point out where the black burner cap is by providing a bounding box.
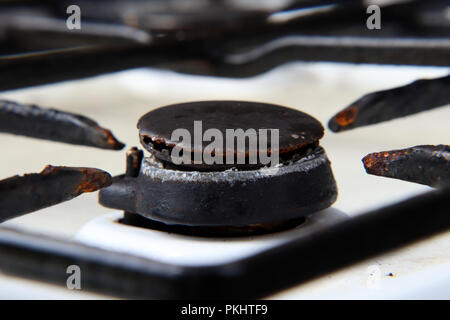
[137,101,324,170]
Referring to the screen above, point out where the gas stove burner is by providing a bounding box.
[99,101,337,236]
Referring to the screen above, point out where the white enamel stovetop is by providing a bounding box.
[0,63,449,299]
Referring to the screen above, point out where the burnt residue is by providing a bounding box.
[362,145,450,188]
[328,75,450,132]
[0,166,111,222]
[0,100,125,150]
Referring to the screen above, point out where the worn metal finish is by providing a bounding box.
[126,147,144,178]
[0,166,112,222]
[137,101,324,171]
[328,75,450,132]
[100,146,337,228]
[1,187,449,299]
[0,100,124,150]
[363,145,450,188]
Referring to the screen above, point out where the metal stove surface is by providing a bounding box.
[0,63,449,299]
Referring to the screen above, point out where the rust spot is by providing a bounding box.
[362,145,449,187]
[362,149,410,176]
[1,100,125,150]
[363,153,391,175]
[151,137,166,145]
[334,106,359,127]
[40,166,111,194]
[362,154,377,170]
[75,168,111,194]
[141,134,174,152]
[0,166,112,220]
[126,147,144,177]
[40,165,59,175]
[103,129,125,150]
[127,149,140,169]
[363,149,411,173]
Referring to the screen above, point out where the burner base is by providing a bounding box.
[121,212,306,237]
[99,146,338,228]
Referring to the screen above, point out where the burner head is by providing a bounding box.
[99,101,337,236]
[137,100,324,171]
